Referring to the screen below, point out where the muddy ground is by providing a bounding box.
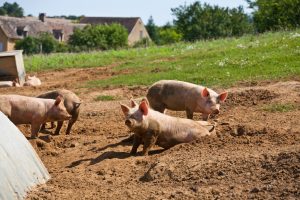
[1,67,299,200]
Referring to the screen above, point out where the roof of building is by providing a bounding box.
[79,17,141,33]
[0,15,85,40]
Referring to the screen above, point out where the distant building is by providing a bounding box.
[79,17,151,46]
[0,14,151,52]
[0,13,85,52]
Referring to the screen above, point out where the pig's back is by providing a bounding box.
[0,95,52,124]
[37,89,80,113]
[147,80,202,110]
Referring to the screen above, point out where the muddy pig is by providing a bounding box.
[146,80,228,120]
[120,99,215,156]
[37,89,81,135]
[0,95,71,138]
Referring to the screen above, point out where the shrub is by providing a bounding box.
[15,36,40,54]
[68,24,128,51]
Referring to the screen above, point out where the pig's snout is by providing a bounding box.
[125,119,132,126]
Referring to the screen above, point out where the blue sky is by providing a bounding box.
[2,0,252,25]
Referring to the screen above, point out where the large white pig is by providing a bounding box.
[146,80,228,120]
[120,99,215,156]
[0,95,71,138]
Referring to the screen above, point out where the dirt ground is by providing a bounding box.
[1,67,299,200]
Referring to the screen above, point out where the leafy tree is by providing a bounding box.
[171,1,252,41]
[246,0,300,32]
[145,16,159,44]
[15,36,40,54]
[0,2,24,17]
[69,24,128,51]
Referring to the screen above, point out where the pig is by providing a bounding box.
[120,99,215,156]
[0,95,71,138]
[37,89,81,135]
[146,80,228,120]
[0,81,20,88]
[24,75,42,86]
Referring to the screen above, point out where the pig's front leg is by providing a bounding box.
[186,109,194,119]
[142,130,158,156]
[30,123,42,139]
[130,135,142,155]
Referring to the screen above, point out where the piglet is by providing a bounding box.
[121,99,215,156]
[24,75,42,86]
[0,95,71,138]
[146,80,228,120]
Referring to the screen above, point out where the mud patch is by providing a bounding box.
[224,89,278,107]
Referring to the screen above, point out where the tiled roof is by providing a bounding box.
[79,17,140,33]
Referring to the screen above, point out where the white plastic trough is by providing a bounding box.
[0,111,50,200]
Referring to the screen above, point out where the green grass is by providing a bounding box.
[262,103,299,113]
[94,95,118,101]
[25,30,300,88]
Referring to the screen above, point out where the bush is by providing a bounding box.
[158,28,182,45]
[15,36,40,54]
[68,24,128,51]
[39,32,58,54]
[15,32,61,54]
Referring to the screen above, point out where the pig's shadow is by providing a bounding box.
[67,137,165,168]
[88,135,134,153]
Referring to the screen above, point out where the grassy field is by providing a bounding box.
[25,30,300,88]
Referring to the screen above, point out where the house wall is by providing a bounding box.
[128,18,151,46]
[7,38,17,51]
[0,28,8,52]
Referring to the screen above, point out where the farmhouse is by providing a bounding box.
[0,14,151,52]
[0,14,85,52]
[79,17,151,45]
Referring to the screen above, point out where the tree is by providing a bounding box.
[0,2,24,17]
[171,1,252,41]
[145,16,159,44]
[246,0,300,32]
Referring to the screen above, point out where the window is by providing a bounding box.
[0,43,3,52]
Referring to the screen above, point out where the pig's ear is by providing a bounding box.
[120,104,130,115]
[54,96,63,106]
[139,101,148,116]
[130,99,137,108]
[218,92,228,102]
[201,87,210,97]
[141,97,150,106]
